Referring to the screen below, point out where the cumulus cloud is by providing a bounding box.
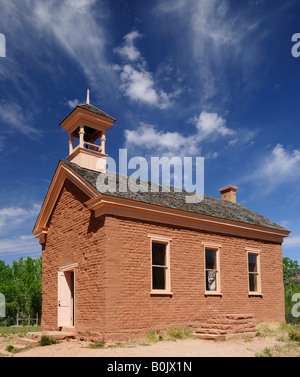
[115,30,179,109]
[240,144,300,192]
[67,99,80,108]
[193,112,235,140]
[114,30,142,62]
[124,111,235,156]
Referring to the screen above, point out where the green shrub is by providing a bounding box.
[6,345,15,353]
[39,335,58,346]
[289,329,300,342]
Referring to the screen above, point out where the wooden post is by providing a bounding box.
[69,134,74,155]
[101,134,106,154]
[16,313,19,326]
[79,126,84,148]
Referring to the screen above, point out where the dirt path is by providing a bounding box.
[6,335,295,357]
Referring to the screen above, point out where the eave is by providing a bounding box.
[85,195,290,243]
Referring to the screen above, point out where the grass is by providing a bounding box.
[0,325,40,338]
[89,340,105,349]
[254,322,300,357]
[145,326,193,344]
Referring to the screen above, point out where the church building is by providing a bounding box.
[33,94,290,341]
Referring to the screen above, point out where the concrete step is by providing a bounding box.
[26,331,76,341]
[194,313,257,336]
[194,331,258,341]
[16,337,39,350]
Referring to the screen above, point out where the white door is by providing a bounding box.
[57,270,74,327]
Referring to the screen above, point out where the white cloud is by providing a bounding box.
[193,111,235,140]
[0,203,40,234]
[0,0,114,93]
[33,0,113,88]
[262,144,300,181]
[0,235,41,259]
[114,30,142,61]
[125,122,194,154]
[115,30,179,109]
[0,101,39,137]
[124,111,234,156]
[284,235,300,248]
[67,99,80,108]
[153,0,267,106]
[241,144,300,191]
[120,65,173,109]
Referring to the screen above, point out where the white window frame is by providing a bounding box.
[246,248,262,296]
[203,242,222,296]
[148,234,172,296]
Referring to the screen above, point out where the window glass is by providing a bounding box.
[248,254,257,272]
[205,249,216,270]
[152,243,166,266]
[205,249,217,291]
[249,273,257,292]
[152,267,165,290]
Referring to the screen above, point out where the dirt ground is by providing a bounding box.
[1,326,300,357]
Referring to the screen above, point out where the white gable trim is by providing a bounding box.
[33,161,99,241]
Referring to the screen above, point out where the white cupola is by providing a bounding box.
[59,90,116,172]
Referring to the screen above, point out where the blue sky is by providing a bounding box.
[0,0,300,265]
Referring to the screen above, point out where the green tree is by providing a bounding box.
[283,257,300,295]
[0,256,42,325]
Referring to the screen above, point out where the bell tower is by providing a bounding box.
[60,90,116,172]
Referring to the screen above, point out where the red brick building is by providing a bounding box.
[33,100,290,341]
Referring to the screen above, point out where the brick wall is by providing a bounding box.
[104,216,285,340]
[41,180,285,341]
[41,178,106,337]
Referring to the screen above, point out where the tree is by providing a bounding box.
[283,257,300,295]
[0,256,42,325]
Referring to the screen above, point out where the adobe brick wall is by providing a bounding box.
[104,215,285,340]
[41,178,106,338]
[41,179,285,341]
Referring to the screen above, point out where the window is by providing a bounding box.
[203,243,221,295]
[247,249,261,295]
[148,235,172,295]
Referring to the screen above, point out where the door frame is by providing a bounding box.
[58,263,77,328]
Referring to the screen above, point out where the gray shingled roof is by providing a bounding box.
[64,160,288,232]
[59,104,116,126]
[77,104,116,121]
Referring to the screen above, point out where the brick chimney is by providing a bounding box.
[219,185,238,203]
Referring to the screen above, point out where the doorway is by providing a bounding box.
[58,269,75,328]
